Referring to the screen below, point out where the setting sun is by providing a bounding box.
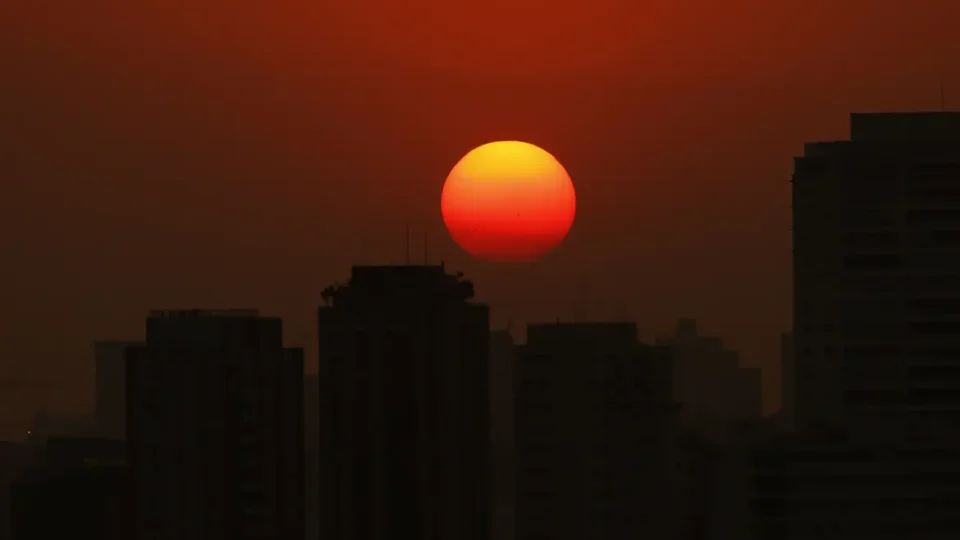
[441,141,576,263]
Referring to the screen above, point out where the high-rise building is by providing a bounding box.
[317,265,490,540]
[126,309,304,540]
[490,330,516,540]
[754,111,960,539]
[24,408,98,445]
[792,111,960,441]
[515,322,677,540]
[304,374,320,540]
[93,340,142,440]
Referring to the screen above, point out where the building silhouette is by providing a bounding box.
[24,409,98,445]
[93,340,142,440]
[749,428,960,540]
[9,437,128,540]
[792,111,960,440]
[316,265,491,540]
[748,111,960,539]
[657,319,762,442]
[304,375,320,540]
[490,329,516,540]
[126,309,304,540]
[515,322,678,540]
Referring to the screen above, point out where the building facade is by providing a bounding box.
[490,330,517,540]
[657,319,762,442]
[515,322,678,540]
[317,265,491,540]
[126,309,304,540]
[792,112,960,441]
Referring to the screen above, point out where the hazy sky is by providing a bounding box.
[2,0,959,438]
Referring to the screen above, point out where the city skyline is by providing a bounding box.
[5,2,960,539]
[5,1,960,438]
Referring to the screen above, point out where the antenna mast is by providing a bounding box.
[405,221,411,264]
[423,221,429,264]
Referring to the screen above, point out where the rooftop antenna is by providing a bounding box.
[940,78,947,111]
[423,221,429,264]
[405,221,411,264]
[580,278,589,322]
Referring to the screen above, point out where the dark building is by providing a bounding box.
[490,330,516,540]
[656,319,762,443]
[93,340,142,440]
[515,322,678,540]
[126,309,304,540]
[792,111,960,441]
[756,111,960,539]
[317,265,490,540]
[304,374,319,540]
[10,437,128,540]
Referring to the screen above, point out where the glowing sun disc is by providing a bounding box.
[441,141,576,263]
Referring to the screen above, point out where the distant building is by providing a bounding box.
[25,409,98,445]
[515,322,677,540]
[126,309,304,540]
[791,111,960,440]
[657,319,762,442]
[93,340,142,440]
[317,265,490,540]
[10,437,128,540]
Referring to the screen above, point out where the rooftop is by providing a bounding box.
[322,264,476,306]
[850,112,960,143]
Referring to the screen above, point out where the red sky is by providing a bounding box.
[2,0,960,437]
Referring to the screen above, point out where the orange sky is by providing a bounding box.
[2,0,960,437]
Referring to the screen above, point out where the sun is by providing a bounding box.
[441,141,576,263]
